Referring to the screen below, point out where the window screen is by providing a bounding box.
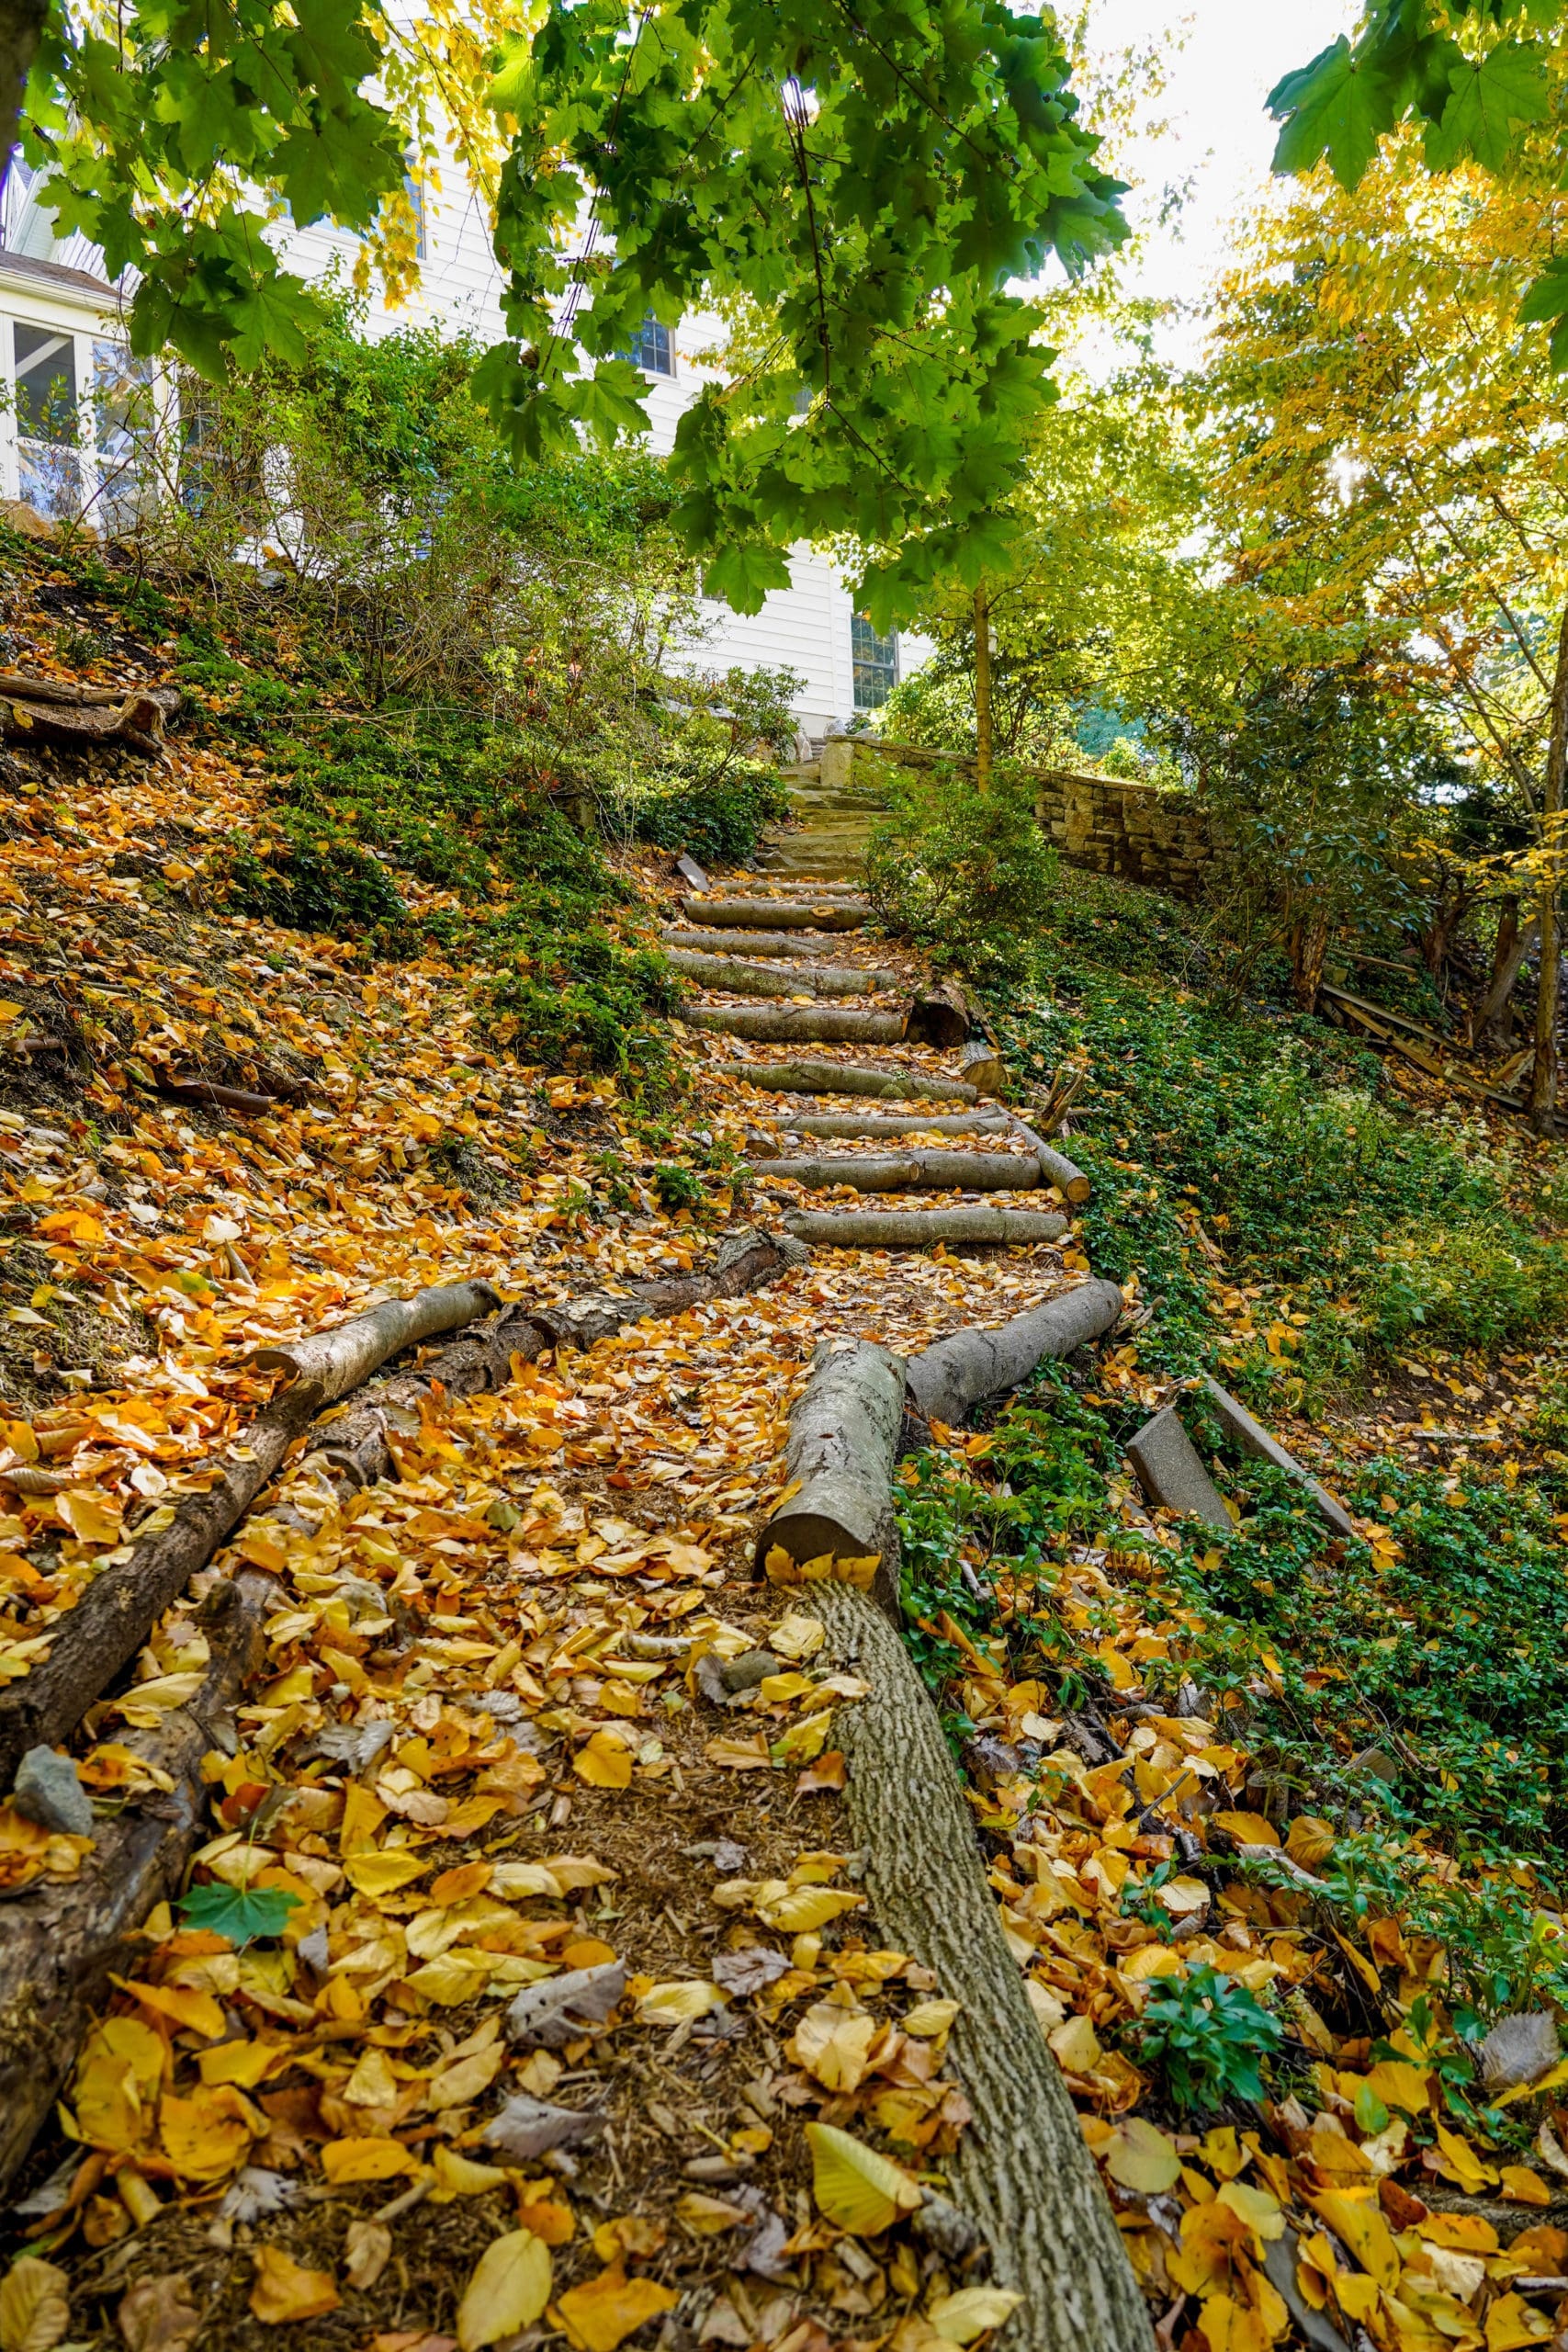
[851,613,898,710]
[13,322,81,517]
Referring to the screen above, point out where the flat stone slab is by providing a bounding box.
[1126,1406,1231,1532]
[1201,1376,1356,1540]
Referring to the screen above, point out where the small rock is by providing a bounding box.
[1481,2011,1562,2094]
[1125,1406,1231,1532]
[718,1649,781,1696]
[12,1744,93,1836]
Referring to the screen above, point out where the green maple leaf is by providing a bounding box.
[1424,42,1549,172]
[226,268,316,372]
[702,540,793,614]
[560,359,652,446]
[1268,39,1399,190]
[180,1881,299,1950]
[1519,255,1568,369]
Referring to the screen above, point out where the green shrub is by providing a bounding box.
[1134,1965,1286,2113]
[865,762,1057,985]
[223,817,407,938]
[631,764,790,867]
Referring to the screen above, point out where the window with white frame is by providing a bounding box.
[625,314,673,377]
[2,314,159,530]
[851,612,897,710]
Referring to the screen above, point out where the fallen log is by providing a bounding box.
[0,1566,273,2196]
[248,1278,502,1403]
[0,672,178,713]
[684,897,870,932]
[156,1076,283,1116]
[0,1282,502,1784]
[958,1039,1007,1094]
[1008,1114,1092,1205]
[906,1277,1125,1425]
[730,1059,978,1104]
[1201,1375,1356,1539]
[686,1004,908,1045]
[0,1379,324,1790]
[763,1148,1042,1193]
[782,1205,1067,1249]
[766,1111,1010,1139]
[754,1339,906,1606]
[906,978,976,1048]
[667,950,898,998]
[815,1581,1149,2352]
[662,927,872,960]
[1,681,181,758]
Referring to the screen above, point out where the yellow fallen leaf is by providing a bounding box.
[432,2145,510,2201]
[1215,2181,1284,2242]
[926,2289,1024,2345]
[1365,2058,1429,2114]
[0,2257,69,2352]
[1198,2292,1271,2352]
[636,1980,725,2026]
[55,1489,121,1544]
[574,1731,634,1790]
[675,2191,750,2233]
[1048,2012,1101,2075]
[1485,2292,1554,2351]
[248,2245,340,2324]
[320,2137,418,2185]
[805,2120,923,2235]
[753,1883,863,1933]
[158,2085,257,2180]
[1307,2191,1399,2290]
[113,1976,225,2042]
[1213,1810,1279,1848]
[901,1998,961,2039]
[1285,1815,1336,1870]
[556,2263,679,2352]
[1103,2116,1181,2195]
[1500,2164,1553,2206]
[457,2230,552,2352]
[343,1849,431,1898]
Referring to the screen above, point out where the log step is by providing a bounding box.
[766,1111,1010,1139]
[687,1005,908,1045]
[729,1058,979,1103]
[782,1205,1068,1249]
[686,896,871,932]
[763,1149,1043,1193]
[667,950,897,999]
[662,927,874,960]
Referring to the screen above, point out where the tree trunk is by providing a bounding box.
[1531,603,1568,1133]
[974,582,994,793]
[1476,903,1539,1047]
[1289,910,1329,1013]
[754,1339,906,1600]
[905,1276,1124,1426]
[1007,1114,1092,1204]
[764,1148,1043,1193]
[781,1204,1066,1248]
[665,951,897,996]
[814,1582,1150,2352]
[685,1005,908,1045]
[249,1279,502,1401]
[763,1111,1010,1140]
[662,927,867,959]
[731,1058,978,1104]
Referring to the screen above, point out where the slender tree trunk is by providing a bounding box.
[1530,604,1568,1133]
[974,581,993,792]
[1289,910,1328,1012]
[0,0,46,197]
[1476,899,1538,1047]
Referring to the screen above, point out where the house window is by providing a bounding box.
[852,613,897,710]
[13,320,81,518]
[92,340,157,534]
[626,315,673,377]
[400,169,428,260]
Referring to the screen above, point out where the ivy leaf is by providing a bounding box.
[180,1882,300,1949]
[1268,39,1400,190]
[1424,43,1550,173]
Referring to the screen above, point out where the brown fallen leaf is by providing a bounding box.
[797,1750,847,1792]
[118,2274,202,2352]
[344,2219,393,2292]
[248,2245,341,2325]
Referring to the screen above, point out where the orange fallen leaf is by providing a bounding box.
[248,2246,340,2325]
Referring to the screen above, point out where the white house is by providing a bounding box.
[0,156,923,739]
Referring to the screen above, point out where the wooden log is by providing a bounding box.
[0,1379,324,1790]
[906,978,975,1048]
[766,1111,1010,1139]
[730,1059,978,1103]
[686,1005,908,1045]
[684,897,870,932]
[906,1278,1125,1425]
[156,1076,285,1115]
[763,1148,1042,1193]
[814,1581,1149,2352]
[248,1278,502,1403]
[0,672,179,716]
[1008,1114,1092,1205]
[782,1205,1067,1249]
[661,927,871,960]
[666,950,898,998]
[958,1039,1008,1094]
[0,1567,273,2197]
[754,1340,906,1594]
[1201,1376,1356,1539]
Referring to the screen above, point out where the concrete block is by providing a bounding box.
[1126,1407,1232,1532]
[819,737,856,792]
[1201,1377,1356,1541]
